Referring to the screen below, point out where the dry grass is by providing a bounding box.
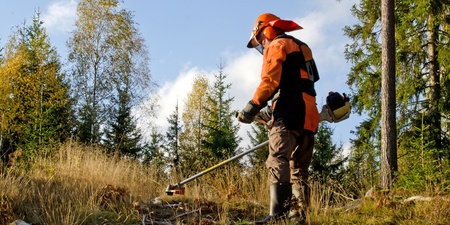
[1,142,449,225]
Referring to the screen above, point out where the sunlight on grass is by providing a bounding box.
[1,141,449,224]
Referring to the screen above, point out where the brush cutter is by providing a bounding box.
[165,140,269,195]
[165,91,351,195]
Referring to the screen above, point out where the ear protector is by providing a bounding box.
[262,26,277,40]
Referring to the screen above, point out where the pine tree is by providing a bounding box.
[344,0,450,190]
[380,0,397,189]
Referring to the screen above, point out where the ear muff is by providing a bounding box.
[262,26,277,40]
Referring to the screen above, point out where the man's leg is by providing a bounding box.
[289,130,315,222]
[256,119,297,224]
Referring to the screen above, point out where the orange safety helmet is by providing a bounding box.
[247,13,303,48]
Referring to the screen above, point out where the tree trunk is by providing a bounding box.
[427,12,442,159]
[381,0,398,189]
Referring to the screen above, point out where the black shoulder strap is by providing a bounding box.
[275,34,320,83]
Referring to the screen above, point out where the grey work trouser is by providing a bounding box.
[266,119,315,185]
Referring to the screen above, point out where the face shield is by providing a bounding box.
[247,35,264,55]
[254,44,264,55]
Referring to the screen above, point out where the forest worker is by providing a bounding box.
[236,12,320,224]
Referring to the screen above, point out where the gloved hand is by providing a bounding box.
[319,104,333,122]
[236,100,262,124]
[255,106,273,129]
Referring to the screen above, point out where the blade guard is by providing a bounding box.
[165,183,185,195]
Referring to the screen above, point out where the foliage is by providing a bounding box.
[1,142,449,224]
[202,62,241,163]
[67,0,155,147]
[179,74,211,175]
[310,123,347,183]
[164,101,182,172]
[344,117,381,196]
[0,12,73,161]
[396,112,450,192]
[344,0,450,190]
[246,123,269,169]
[103,89,143,157]
[142,127,166,174]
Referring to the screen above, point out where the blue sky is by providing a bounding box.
[0,0,361,152]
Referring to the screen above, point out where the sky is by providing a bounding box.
[0,0,362,153]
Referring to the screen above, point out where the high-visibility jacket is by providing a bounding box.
[252,34,319,132]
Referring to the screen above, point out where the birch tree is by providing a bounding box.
[179,74,211,175]
[68,0,155,148]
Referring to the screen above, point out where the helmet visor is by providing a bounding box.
[247,35,260,48]
[254,45,264,55]
[247,34,264,54]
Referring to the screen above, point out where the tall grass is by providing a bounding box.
[1,141,166,224]
[1,141,449,224]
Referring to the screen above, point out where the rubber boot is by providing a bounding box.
[288,184,310,223]
[255,182,292,224]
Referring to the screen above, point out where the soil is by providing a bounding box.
[135,196,267,225]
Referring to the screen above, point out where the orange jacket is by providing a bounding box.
[252,34,319,132]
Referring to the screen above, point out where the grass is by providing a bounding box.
[1,141,449,225]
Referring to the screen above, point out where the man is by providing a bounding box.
[236,13,320,224]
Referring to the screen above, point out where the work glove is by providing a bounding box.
[236,100,262,124]
[255,106,273,129]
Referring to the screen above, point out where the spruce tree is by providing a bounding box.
[164,101,182,172]
[202,62,241,163]
[247,123,269,168]
[143,127,166,172]
[103,89,143,157]
[310,123,347,183]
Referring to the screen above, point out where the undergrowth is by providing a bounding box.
[0,141,449,224]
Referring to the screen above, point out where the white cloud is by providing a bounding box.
[42,0,77,33]
[154,67,203,128]
[136,52,261,147]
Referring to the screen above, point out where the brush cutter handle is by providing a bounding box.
[178,140,269,186]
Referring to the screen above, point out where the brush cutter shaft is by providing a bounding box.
[178,140,269,186]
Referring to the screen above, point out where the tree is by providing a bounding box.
[310,123,347,183]
[142,127,166,169]
[344,0,450,190]
[179,74,211,175]
[0,12,73,160]
[103,89,143,157]
[67,0,155,146]
[164,101,183,172]
[202,62,241,163]
[247,123,269,168]
[380,0,397,189]
[344,118,380,195]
